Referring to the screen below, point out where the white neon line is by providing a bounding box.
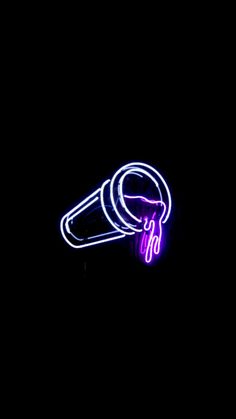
[125,195,165,205]
[76,234,126,248]
[67,196,99,222]
[60,188,103,247]
[118,168,163,224]
[60,216,77,247]
[60,229,125,249]
[110,173,142,233]
[112,162,171,223]
[100,179,134,236]
[118,173,143,224]
[111,167,163,232]
[88,230,124,240]
[63,188,101,218]
[60,161,171,252]
[64,221,120,242]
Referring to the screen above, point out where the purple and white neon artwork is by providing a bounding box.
[60,162,172,264]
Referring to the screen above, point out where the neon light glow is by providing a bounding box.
[60,162,172,263]
[125,196,166,263]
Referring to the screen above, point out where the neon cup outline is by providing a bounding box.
[60,162,172,262]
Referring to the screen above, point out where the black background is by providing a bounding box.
[4,5,232,411]
[29,105,211,394]
[13,14,223,399]
[26,25,211,330]
[36,111,204,315]
[17,12,215,292]
[47,146,190,280]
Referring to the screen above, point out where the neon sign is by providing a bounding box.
[60,162,172,264]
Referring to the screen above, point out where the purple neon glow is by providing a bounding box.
[125,195,166,263]
[124,195,164,205]
[140,213,160,263]
[60,162,171,263]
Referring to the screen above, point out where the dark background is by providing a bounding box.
[28,24,210,325]
[16,11,215,291]
[9,10,227,405]
[30,110,209,386]
[38,119,202,305]
[35,134,202,350]
[47,146,191,280]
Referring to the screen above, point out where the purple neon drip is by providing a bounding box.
[140,225,148,255]
[125,195,165,263]
[139,212,161,263]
